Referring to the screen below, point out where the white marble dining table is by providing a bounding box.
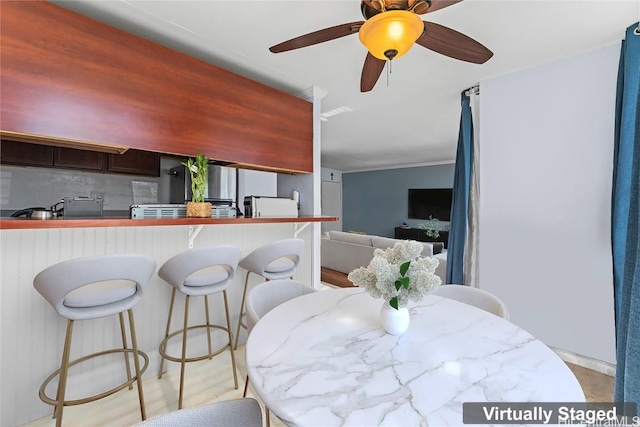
[245,288,585,427]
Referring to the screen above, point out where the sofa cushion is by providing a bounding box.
[328,231,373,246]
[371,236,398,249]
[371,237,435,257]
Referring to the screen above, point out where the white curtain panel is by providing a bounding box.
[464,91,481,287]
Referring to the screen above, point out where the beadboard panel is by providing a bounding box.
[0,223,313,426]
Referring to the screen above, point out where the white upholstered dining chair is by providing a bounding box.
[431,284,509,320]
[244,279,317,426]
[134,398,262,427]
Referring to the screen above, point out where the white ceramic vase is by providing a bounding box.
[380,302,410,335]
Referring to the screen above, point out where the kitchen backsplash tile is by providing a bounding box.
[0,157,180,212]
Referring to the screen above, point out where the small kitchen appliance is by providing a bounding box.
[130,204,237,219]
[53,196,103,219]
[131,204,187,219]
[243,196,298,218]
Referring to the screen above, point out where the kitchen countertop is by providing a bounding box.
[0,215,338,230]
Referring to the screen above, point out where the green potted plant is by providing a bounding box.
[183,153,211,218]
[418,215,440,240]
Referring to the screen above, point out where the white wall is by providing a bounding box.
[321,167,342,183]
[278,173,312,215]
[237,169,277,214]
[479,43,620,364]
[320,167,343,233]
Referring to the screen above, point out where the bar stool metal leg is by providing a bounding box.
[223,290,239,388]
[243,374,250,398]
[119,312,133,390]
[54,319,74,427]
[158,288,177,379]
[234,271,252,350]
[128,308,146,420]
[178,295,192,409]
[205,295,213,359]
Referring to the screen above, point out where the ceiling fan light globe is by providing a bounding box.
[359,10,424,60]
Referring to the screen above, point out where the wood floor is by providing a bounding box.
[566,362,614,401]
[320,267,355,288]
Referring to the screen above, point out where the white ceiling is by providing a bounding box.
[54,0,638,172]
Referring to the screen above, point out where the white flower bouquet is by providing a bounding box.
[348,240,442,309]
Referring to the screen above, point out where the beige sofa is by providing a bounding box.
[321,231,447,283]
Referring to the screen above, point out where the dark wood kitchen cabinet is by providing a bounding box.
[54,147,105,171]
[0,140,54,166]
[107,149,160,176]
[1,140,160,176]
[1,140,104,171]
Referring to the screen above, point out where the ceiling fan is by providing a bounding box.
[269,0,493,92]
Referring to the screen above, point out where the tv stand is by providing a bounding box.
[394,227,449,249]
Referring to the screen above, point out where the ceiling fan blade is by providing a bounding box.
[425,0,463,14]
[417,22,493,64]
[270,21,364,53]
[360,52,386,92]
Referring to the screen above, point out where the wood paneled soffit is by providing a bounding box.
[0,1,313,173]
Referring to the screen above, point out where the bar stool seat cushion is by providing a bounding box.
[158,245,242,297]
[64,280,137,308]
[238,239,304,281]
[34,254,157,321]
[183,266,229,288]
[264,257,295,274]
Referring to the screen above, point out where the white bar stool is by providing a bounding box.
[233,238,304,350]
[33,254,156,427]
[157,245,241,409]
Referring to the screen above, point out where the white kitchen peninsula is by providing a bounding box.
[0,216,335,426]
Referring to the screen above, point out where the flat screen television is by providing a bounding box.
[408,188,453,221]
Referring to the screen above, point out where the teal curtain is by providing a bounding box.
[613,23,640,410]
[446,92,473,284]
